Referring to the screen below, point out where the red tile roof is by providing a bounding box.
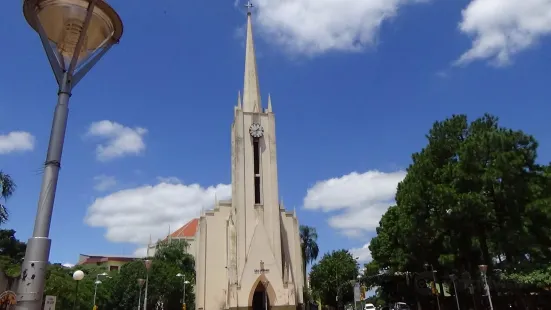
[79,255,137,265]
[166,218,199,240]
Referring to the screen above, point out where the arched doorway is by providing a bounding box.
[251,281,271,310]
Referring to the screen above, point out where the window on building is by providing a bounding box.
[110,265,119,272]
[253,139,261,204]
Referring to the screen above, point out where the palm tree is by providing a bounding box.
[0,171,16,225]
[300,225,319,303]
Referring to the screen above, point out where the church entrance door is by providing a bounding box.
[251,282,270,310]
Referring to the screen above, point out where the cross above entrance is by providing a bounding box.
[254,260,270,274]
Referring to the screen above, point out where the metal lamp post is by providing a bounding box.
[137,278,145,310]
[72,270,85,310]
[424,264,441,310]
[16,1,123,310]
[93,272,110,309]
[356,274,362,310]
[176,273,190,310]
[143,260,152,310]
[479,265,494,310]
[449,274,461,310]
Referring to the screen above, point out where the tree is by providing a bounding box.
[300,225,319,303]
[104,240,195,310]
[367,114,551,307]
[0,172,15,225]
[43,264,101,310]
[0,229,26,289]
[309,250,358,307]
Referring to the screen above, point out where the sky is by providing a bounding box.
[1,0,551,269]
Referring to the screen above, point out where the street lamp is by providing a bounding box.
[72,270,85,310]
[356,275,362,310]
[143,260,152,310]
[93,272,110,309]
[137,278,145,310]
[478,265,494,310]
[424,264,441,310]
[449,274,461,310]
[176,273,190,310]
[16,1,123,309]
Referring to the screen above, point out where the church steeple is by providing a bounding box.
[242,1,261,113]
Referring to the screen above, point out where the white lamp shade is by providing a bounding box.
[73,270,85,281]
[23,0,124,63]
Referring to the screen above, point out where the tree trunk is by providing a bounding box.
[478,229,491,266]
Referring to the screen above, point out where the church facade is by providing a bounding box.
[191,8,304,310]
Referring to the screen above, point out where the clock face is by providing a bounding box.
[249,123,264,138]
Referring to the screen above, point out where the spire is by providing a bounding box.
[237,90,242,109]
[147,234,152,257]
[267,93,272,112]
[242,1,261,113]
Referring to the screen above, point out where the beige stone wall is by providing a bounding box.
[196,206,231,310]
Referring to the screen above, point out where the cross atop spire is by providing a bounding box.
[245,1,254,14]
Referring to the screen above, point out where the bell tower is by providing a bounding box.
[231,2,283,283]
[194,3,304,308]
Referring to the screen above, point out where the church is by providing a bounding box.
[151,5,305,310]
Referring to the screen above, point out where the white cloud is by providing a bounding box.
[62,263,75,268]
[456,0,551,66]
[87,120,147,161]
[253,0,428,55]
[93,175,117,192]
[304,170,406,236]
[85,180,231,247]
[156,176,182,184]
[350,243,372,263]
[0,131,35,154]
[133,247,148,258]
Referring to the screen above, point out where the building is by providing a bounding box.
[193,7,304,310]
[146,6,304,309]
[77,254,138,272]
[146,218,199,258]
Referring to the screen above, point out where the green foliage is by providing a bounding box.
[0,171,15,225]
[43,264,106,310]
[309,249,358,307]
[300,225,319,303]
[366,113,551,303]
[37,240,196,310]
[0,229,26,278]
[104,240,195,310]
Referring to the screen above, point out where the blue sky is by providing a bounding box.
[1,0,551,267]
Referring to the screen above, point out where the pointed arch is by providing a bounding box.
[247,274,276,307]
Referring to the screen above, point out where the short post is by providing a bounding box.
[424,264,441,310]
[143,260,152,310]
[449,274,461,310]
[479,265,494,310]
[137,278,145,310]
